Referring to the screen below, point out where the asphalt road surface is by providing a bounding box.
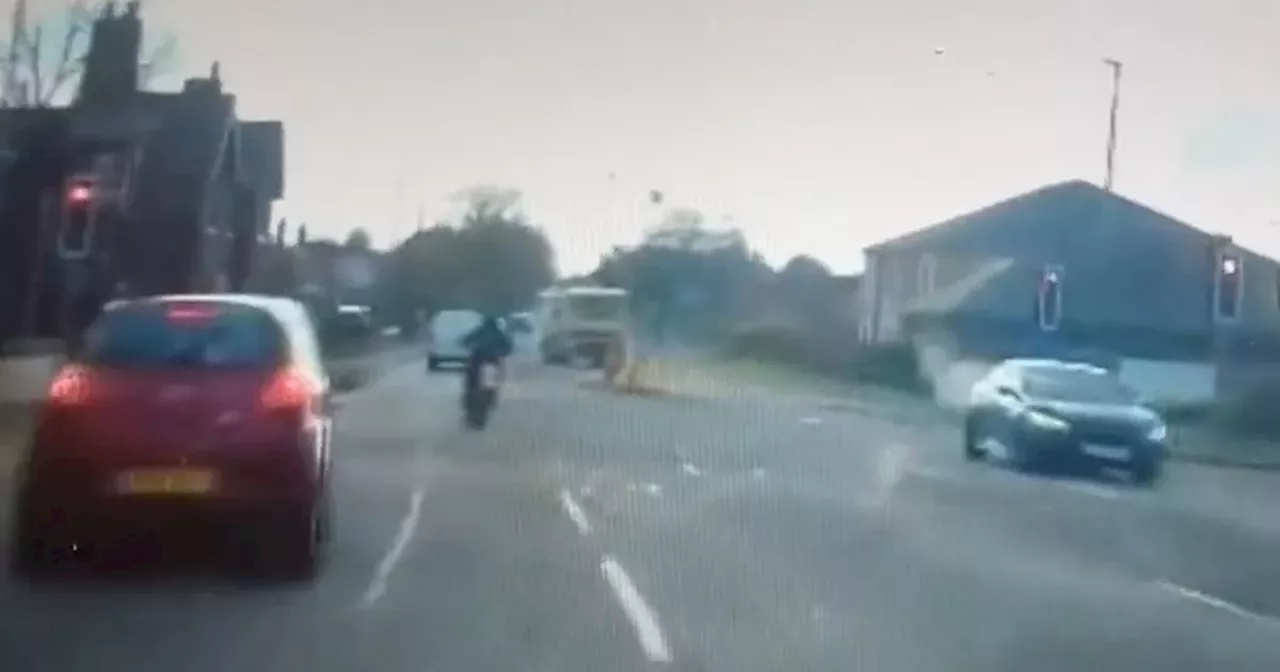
[2,357,1280,671]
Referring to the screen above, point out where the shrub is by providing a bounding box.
[726,323,924,392]
[845,341,925,393]
[725,323,817,367]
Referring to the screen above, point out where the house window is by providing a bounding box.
[1037,265,1063,332]
[917,253,937,296]
[1214,252,1242,322]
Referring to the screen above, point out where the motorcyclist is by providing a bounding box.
[460,315,514,400]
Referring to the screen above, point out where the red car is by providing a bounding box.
[7,295,334,580]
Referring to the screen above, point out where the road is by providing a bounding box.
[2,357,1280,671]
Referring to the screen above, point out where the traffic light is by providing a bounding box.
[57,178,98,260]
[1216,252,1242,320]
[1038,265,1063,331]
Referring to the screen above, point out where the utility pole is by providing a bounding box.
[1103,58,1123,191]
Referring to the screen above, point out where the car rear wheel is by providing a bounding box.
[7,506,62,580]
[8,532,49,580]
[259,496,329,582]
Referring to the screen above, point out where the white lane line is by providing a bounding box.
[600,556,673,663]
[359,489,424,609]
[559,488,593,536]
[1156,580,1280,629]
[681,462,702,477]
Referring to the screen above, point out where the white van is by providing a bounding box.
[427,309,484,370]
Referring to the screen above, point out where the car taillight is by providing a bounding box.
[165,304,219,322]
[259,367,316,412]
[47,364,95,406]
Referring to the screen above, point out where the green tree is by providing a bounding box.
[776,254,836,323]
[343,227,372,250]
[591,207,770,341]
[384,184,557,321]
[452,185,556,313]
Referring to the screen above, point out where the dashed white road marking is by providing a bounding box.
[559,488,593,536]
[1156,580,1280,630]
[800,415,823,425]
[681,462,702,477]
[601,556,673,663]
[359,489,424,609]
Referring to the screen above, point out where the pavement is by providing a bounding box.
[1,353,1280,670]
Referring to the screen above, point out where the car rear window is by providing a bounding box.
[81,302,286,369]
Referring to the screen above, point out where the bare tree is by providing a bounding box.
[1,1,177,108]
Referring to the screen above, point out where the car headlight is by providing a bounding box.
[1024,410,1070,432]
[1145,422,1168,442]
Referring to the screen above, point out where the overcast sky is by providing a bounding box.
[22,0,1280,274]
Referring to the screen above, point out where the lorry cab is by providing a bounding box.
[535,287,628,367]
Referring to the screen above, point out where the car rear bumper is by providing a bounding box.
[13,481,320,546]
[15,458,322,520]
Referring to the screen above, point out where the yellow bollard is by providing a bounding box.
[603,331,630,386]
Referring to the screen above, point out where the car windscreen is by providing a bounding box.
[569,295,626,321]
[81,302,286,370]
[432,311,482,338]
[1022,367,1137,404]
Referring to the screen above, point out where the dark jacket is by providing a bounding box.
[462,318,513,361]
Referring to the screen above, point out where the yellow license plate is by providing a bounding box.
[116,469,217,495]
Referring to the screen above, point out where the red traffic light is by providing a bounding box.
[67,184,93,204]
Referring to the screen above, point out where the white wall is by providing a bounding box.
[1117,358,1216,405]
[913,343,1218,412]
[0,353,64,405]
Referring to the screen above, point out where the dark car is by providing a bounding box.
[8,295,334,580]
[963,358,1167,485]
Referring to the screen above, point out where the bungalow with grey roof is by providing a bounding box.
[857,180,1280,406]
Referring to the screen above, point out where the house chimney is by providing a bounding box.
[77,2,143,105]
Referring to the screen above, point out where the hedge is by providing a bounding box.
[725,323,925,393]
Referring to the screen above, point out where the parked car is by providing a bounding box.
[426,309,484,371]
[8,294,334,580]
[963,358,1167,485]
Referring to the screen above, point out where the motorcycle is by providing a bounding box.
[463,358,503,430]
